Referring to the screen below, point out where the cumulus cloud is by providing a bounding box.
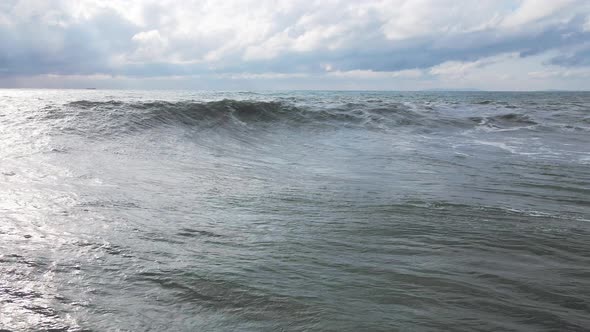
[129,29,169,62]
[0,0,589,89]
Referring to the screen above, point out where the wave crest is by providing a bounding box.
[44,99,548,136]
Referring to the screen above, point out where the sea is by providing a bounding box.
[1,90,589,331]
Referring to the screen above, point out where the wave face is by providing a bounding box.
[44,97,582,135]
[1,90,589,331]
[37,94,586,141]
[56,99,425,134]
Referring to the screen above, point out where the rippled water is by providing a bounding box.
[1,90,589,331]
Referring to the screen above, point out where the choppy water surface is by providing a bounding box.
[1,90,589,331]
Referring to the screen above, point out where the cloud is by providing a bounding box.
[428,53,523,79]
[129,29,169,62]
[529,68,590,78]
[0,1,138,76]
[0,0,590,90]
[500,0,577,27]
[326,69,423,79]
[548,43,590,67]
[215,72,309,80]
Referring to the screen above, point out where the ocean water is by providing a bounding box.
[0,89,589,331]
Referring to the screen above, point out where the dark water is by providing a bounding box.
[1,90,589,331]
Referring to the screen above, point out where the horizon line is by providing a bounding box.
[0,87,589,93]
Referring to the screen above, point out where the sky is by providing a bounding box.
[0,0,589,90]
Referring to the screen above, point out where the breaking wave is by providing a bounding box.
[43,99,567,137]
